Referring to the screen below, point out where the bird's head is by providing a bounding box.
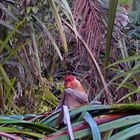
[64,75,80,88]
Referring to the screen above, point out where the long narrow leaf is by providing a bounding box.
[0,39,12,51]
[116,89,138,103]
[32,15,63,60]
[0,127,44,138]
[49,0,68,52]
[45,114,140,140]
[108,123,140,140]
[0,64,12,88]
[0,19,25,52]
[104,0,118,78]
[106,54,140,68]
[2,40,30,65]
[0,118,56,132]
[30,22,42,80]
[0,20,28,36]
[42,105,111,126]
[84,112,101,140]
[55,0,77,37]
[99,115,140,132]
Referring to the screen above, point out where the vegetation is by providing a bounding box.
[0,0,140,139]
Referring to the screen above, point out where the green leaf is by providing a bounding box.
[116,64,140,90]
[0,39,12,51]
[46,128,91,140]
[55,0,77,37]
[2,40,30,65]
[32,15,63,60]
[0,19,25,52]
[0,118,56,132]
[0,127,44,138]
[84,112,101,140]
[116,89,138,103]
[108,123,140,140]
[42,105,110,126]
[49,0,68,52]
[99,115,140,132]
[0,64,12,88]
[32,6,39,14]
[0,20,28,37]
[107,54,140,68]
[104,0,118,78]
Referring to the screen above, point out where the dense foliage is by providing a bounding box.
[0,0,140,139]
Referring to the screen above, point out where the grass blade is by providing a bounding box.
[84,112,101,140]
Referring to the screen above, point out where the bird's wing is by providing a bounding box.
[64,88,88,104]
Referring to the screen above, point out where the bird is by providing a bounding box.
[56,75,88,125]
[62,75,88,107]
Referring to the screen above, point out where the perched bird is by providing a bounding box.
[59,75,88,108]
[56,75,88,125]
